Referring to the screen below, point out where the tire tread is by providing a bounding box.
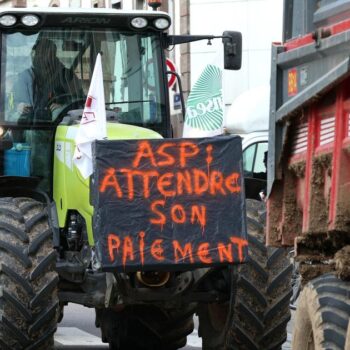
[228,200,292,350]
[0,197,59,350]
[293,273,350,350]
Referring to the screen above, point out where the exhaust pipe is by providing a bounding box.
[136,271,170,287]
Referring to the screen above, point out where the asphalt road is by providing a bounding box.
[56,303,200,350]
[56,303,293,350]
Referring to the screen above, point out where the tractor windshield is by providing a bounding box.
[0,28,167,193]
[1,29,166,128]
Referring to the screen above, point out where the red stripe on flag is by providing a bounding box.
[86,95,93,108]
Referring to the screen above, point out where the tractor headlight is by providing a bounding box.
[0,15,17,27]
[21,14,39,27]
[131,17,148,29]
[154,18,170,30]
[0,126,5,137]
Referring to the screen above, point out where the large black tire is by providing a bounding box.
[198,199,292,350]
[96,304,195,350]
[0,197,59,350]
[293,273,350,350]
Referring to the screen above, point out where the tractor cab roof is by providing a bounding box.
[0,7,171,31]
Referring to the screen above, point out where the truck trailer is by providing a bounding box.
[267,0,350,348]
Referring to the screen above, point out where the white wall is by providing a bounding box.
[0,0,12,7]
[28,0,56,6]
[190,0,283,105]
[27,0,103,7]
[0,0,111,8]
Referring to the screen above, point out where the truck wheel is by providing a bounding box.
[0,197,59,350]
[293,273,350,350]
[198,199,292,350]
[97,304,195,350]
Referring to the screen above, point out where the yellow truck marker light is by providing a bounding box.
[288,68,298,96]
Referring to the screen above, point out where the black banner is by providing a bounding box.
[92,136,247,271]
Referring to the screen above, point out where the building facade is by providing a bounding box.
[0,0,283,111]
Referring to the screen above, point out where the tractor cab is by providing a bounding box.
[0,8,171,194]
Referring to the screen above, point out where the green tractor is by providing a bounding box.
[0,7,291,350]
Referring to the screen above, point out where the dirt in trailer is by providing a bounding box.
[296,229,350,256]
[288,160,305,178]
[309,154,332,233]
[298,262,334,285]
[335,245,350,280]
[267,170,302,247]
[281,170,302,245]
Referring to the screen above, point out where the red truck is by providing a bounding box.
[267,0,350,348]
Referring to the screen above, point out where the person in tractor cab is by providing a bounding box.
[11,37,83,192]
[13,38,83,121]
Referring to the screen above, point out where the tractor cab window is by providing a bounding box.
[0,28,166,193]
[3,32,85,124]
[1,30,165,127]
[89,33,163,126]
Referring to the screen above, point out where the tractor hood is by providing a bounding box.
[62,122,163,143]
[53,122,162,246]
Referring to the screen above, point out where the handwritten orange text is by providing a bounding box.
[107,232,248,267]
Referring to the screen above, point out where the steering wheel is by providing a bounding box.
[48,94,87,120]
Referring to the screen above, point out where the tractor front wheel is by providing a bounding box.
[0,197,59,350]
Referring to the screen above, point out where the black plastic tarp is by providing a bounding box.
[92,136,247,272]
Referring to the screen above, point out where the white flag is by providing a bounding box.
[183,59,224,138]
[73,53,107,178]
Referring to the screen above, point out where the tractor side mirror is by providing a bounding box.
[223,31,242,70]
